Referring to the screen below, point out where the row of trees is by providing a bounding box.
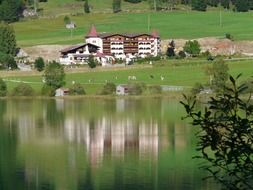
[0,0,48,23]
[113,0,253,12]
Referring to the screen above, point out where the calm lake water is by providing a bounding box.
[0,98,218,190]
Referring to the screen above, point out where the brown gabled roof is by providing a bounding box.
[60,43,100,53]
[97,32,159,39]
[86,25,98,37]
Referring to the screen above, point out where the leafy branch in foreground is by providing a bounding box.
[181,74,253,190]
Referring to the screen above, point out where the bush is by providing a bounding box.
[191,82,204,95]
[87,55,97,68]
[41,85,56,96]
[225,33,234,40]
[12,83,34,96]
[34,57,45,72]
[0,78,7,97]
[128,82,146,95]
[69,83,86,95]
[148,85,162,94]
[100,82,116,95]
[183,40,201,57]
[0,52,18,70]
[178,51,186,59]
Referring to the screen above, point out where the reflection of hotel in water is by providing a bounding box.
[6,99,188,165]
[64,116,159,165]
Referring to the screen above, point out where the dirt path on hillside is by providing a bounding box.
[22,38,253,62]
[161,37,253,56]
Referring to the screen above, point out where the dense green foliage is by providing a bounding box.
[43,61,65,89]
[206,59,229,94]
[69,83,86,95]
[0,52,18,70]
[41,84,55,96]
[0,0,23,22]
[100,82,116,95]
[87,55,96,68]
[11,83,34,96]
[0,78,7,97]
[84,0,90,13]
[0,23,16,56]
[34,57,45,72]
[192,0,207,11]
[166,40,175,57]
[183,40,201,56]
[181,75,253,190]
[124,0,141,3]
[113,0,121,13]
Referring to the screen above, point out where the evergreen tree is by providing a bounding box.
[235,0,249,12]
[192,0,207,11]
[87,55,96,68]
[221,0,230,9]
[34,57,45,72]
[0,23,16,56]
[84,0,90,13]
[207,0,219,7]
[0,0,23,23]
[166,40,175,57]
[183,40,201,56]
[113,0,121,13]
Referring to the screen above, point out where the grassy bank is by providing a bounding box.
[2,59,253,95]
[13,11,253,47]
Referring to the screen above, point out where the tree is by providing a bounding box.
[0,52,18,70]
[181,75,253,190]
[112,0,121,13]
[0,0,23,23]
[205,59,229,94]
[100,82,116,95]
[84,0,90,13]
[192,0,207,11]
[183,40,201,56]
[87,55,96,68]
[43,61,65,89]
[63,15,71,25]
[69,83,86,95]
[221,0,230,9]
[11,83,34,96]
[166,40,175,57]
[34,57,45,72]
[0,23,16,56]
[124,0,142,3]
[234,0,249,12]
[0,78,7,97]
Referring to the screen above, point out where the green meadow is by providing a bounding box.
[3,59,253,95]
[13,10,253,47]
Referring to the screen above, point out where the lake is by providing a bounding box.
[0,98,218,190]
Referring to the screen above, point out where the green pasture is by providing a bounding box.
[13,10,253,47]
[3,59,253,95]
[38,0,150,16]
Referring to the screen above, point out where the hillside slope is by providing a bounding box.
[38,0,150,16]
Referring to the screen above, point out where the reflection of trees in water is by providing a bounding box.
[45,99,65,127]
[0,98,215,190]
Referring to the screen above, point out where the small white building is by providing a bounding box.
[116,85,130,95]
[55,88,70,97]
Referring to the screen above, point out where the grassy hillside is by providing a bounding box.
[38,0,150,16]
[14,10,253,47]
